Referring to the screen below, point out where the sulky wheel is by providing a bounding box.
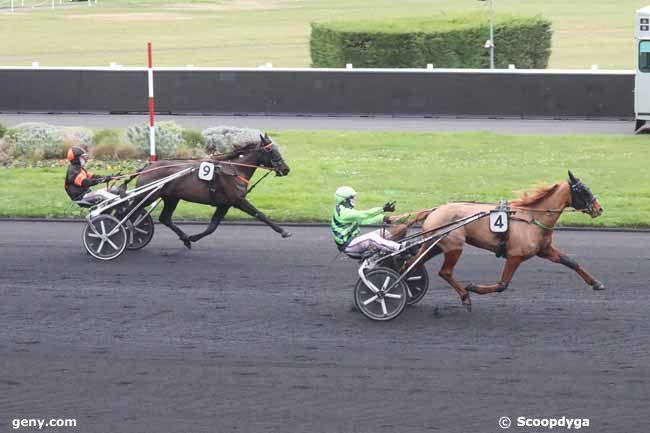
[354,267,408,321]
[125,209,155,250]
[403,264,429,305]
[82,214,127,261]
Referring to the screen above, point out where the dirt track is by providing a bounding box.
[1,221,649,433]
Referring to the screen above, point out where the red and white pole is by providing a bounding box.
[147,42,156,161]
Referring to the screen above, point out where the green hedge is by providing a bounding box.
[310,14,552,69]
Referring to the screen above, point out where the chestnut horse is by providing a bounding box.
[403,171,605,311]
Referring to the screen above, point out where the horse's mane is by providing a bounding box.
[511,183,561,207]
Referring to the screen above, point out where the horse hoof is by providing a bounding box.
[465,283,478,293]
[592,281,605,291]
[183,239,192,249]
[281,230,292,238]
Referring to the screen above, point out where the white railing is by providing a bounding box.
[0,65,635,75]
[0,0,96,13]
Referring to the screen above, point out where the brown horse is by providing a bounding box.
[134,133,291,249]
[403,171,605,311]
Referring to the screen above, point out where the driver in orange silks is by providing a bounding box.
[64,146,119,204]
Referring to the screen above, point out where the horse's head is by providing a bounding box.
[258,133,290,176]
[568,170,603,218]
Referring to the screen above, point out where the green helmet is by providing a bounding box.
[335,186,357,204]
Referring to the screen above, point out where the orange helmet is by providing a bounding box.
[66,146,88,162]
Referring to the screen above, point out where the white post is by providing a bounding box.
[147,42,156,161]
[11,0,14,13]
[346,63,353,69]
[489,0,495,69]
[51,0,54,9]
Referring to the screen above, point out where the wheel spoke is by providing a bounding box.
[384,293,402,299]
[380,298,388,316]
[89,223,101,236]
[97,239,106,254]
[134,227,148,235]
[132,215,145,226]
[100,220,107,236]
[407,276,422,281]
[363,280,380,293]
[381,276,391,290]
[87,232,102,239]
[105,237,119,251]
[362,295,378,306]
[406,287,413,298]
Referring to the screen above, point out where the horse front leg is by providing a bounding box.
[159,197,192,249]
[188,205,230,243]
[235,199,292,238]
[465,256,524,295]
[539,246,605,290]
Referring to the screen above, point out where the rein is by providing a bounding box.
[104,158,274,181]
[452,201,578,214]
[245,170,272,195]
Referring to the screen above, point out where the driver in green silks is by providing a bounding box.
[331,186,400,256]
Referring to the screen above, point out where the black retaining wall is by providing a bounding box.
[0,68,634,119]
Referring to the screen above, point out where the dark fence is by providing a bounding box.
[0,68,635,119]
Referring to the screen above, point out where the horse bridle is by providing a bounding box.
[260,141,285,173]
[569,180,597,213]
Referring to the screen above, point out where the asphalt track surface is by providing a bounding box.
[0,113,635,135]
[1,221,649,433]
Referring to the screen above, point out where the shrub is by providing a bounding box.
[93,128,122,146]
[202,126,262,155]
[63,127,93,149]
[310,14,552,69]
[182,129,206,149]
[12,123,66,159]
[126,121,186,159]
[174,144,204,159]
[0,122,6,139]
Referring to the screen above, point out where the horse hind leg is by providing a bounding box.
[159,197,192,249]
[465,256,524,295]
[438,249,473,312]
[188,205,230,243]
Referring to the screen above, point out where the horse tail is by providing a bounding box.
[122,162,150,187]
[410,207,437,226]
[385,207,437,240]
[394,207,437,227]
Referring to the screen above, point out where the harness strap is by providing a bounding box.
[532,219,554,232]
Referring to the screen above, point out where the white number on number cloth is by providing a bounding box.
[198,162,215,181]
[489,211,508,233]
